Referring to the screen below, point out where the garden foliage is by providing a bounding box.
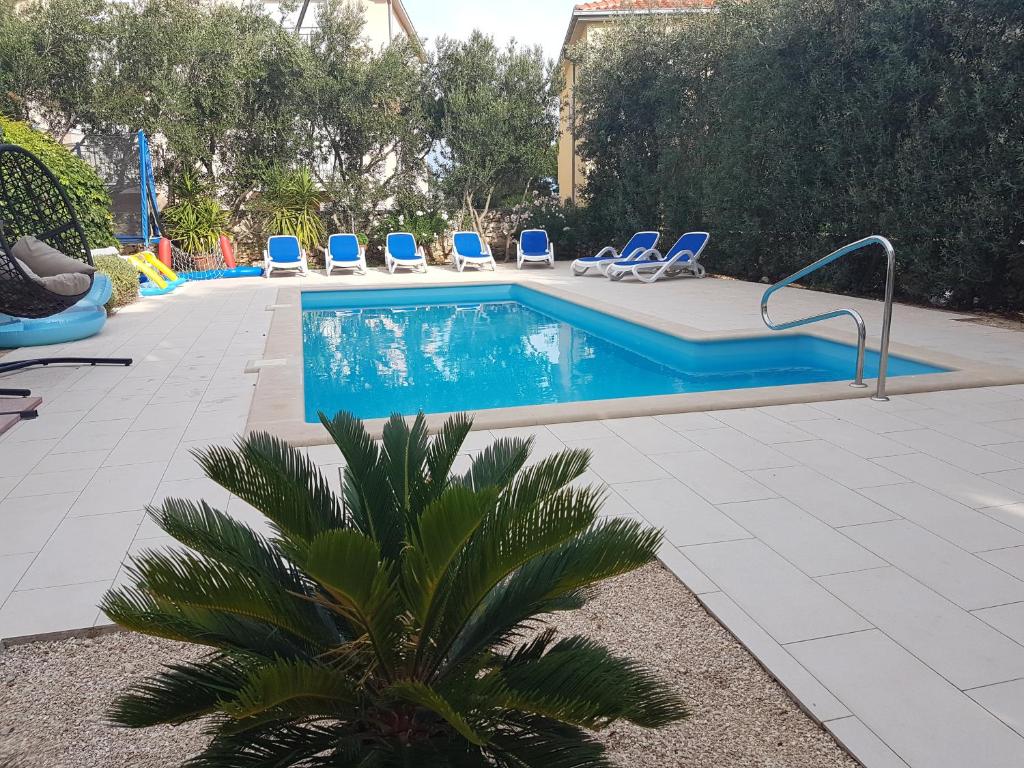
[428,33,559,236]
[103,411,686,766]
[1,0,558,260]
[571,0,1024,310]
[162,173,230,255]
[93,253,139,312]
[0,117,117,249]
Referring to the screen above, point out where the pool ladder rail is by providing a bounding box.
[760,235,895,402]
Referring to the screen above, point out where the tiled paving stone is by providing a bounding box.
[819,567,1024,689]
[683,538,871,644]
[789,630,1024,768]
[614,477,752,547]
[842,520,1024,611]
[0,266,1022,768]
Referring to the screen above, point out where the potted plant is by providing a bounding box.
[162,173,230,270]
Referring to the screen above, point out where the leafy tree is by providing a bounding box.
[93,0,309,205]
[0,0,36,120]
[572,16,710,247]
[571,0,1024,310]
[303,0,431,235]
[12,0,109,140]
[429,33,558,235]
[103,411,686,766]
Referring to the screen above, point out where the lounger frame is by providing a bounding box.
[517,229,555,269]
[324,234,367,275]
[571,231,660,276]
[385,232,428,274]
[452,231,497,272]
[264,235,309,279]
[606,232,710,284]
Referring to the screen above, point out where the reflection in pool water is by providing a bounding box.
[301,290,943,422]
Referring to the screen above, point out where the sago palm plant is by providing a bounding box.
[102,411,687,767]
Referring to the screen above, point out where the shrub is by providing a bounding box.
[162,173,230,255]
[0,117,117,249]
[373,190,452,263]
[94,254,138,312]
[572,1,1024,310]
[103,411,687,766]
[257,167,326,255]
[522,197,591,261]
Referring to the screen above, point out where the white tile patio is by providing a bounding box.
[1,263,1024,767]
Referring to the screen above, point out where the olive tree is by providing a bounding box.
[429,33,558,234]
[302,0,432,233]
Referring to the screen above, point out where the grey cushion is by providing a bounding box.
[11,236,96,277]
[15,257,91,296]
[38,271,92,296]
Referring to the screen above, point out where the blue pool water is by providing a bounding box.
[301,285,945,421]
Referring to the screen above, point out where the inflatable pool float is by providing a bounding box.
[0,273,112,348]
[179,266,264,280]
[139,277,186,297]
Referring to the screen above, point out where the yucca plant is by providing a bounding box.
[102,411,686,767]
[259,167,327,253]
[162,173,230,254]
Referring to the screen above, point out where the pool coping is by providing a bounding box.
[248,281,1024,443]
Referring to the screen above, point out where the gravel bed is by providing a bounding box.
[0,563,856,767]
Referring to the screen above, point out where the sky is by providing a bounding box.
[402,0,579,62]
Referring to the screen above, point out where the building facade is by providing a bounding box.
[257,0,420,48]
[556,0,713,203]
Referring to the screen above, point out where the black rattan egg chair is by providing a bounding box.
[0,142,131,403]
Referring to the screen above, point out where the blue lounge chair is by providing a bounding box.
[517,229,555,269]
[324,233,367,275]
[606,231,710,283]
[385,232,427,274]
[264,235,309,279]
[452,231,496,272]
[571,231,660,276]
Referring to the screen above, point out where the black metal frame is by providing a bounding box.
[0,143,133,406]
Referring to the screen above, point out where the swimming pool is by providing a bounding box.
[301,284,945,422]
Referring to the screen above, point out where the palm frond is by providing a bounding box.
[427,475,604,675]
[147,498,303,586]
[488,713,614,768]
[299,529,404,676]
[193,432,345,548]
[457,436,532,491]
[422,412,474,505]
[102,586,315,658]
[109,655,253,728]
[447,518,661,667]
[385,680,487,746]
[320,411,404,559]
[401,484,492,627]
[494,449,593,523]
[380,411,430,532]
[125,549,336,648]
[220,659,359,722]
[496,635,687,729]
[184,722,356,768]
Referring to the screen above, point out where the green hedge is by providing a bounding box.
[572,0,1024,311]
[93,254,138,312]
[0,117,117,250]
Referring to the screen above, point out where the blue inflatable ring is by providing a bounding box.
[0,274,112,349]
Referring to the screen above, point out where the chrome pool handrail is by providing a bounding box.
[760,235,896,401]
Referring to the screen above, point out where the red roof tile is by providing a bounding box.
[575,0,714,12]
